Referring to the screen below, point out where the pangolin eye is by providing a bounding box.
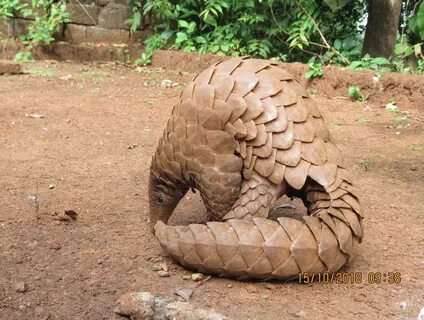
[157,195,164,203]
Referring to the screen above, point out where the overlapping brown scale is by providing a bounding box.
[193,84,215,109]
[275,140,301,166]
[253,69,283,99]
[264,66,294,81]
[180,81,195,102]
[173,116,187,139]
[252,132,273,157]
[289,80,309,98]
[324,142,343,167]
[210,74,235,101]
[284,159,311,190]
[308,162,338,188]
[272,83,298,106]
[187,124,207,145]
[254,149,276,177]
[267,162,286,185]
[239,59,272,73]
[192,145,214,167]
[240,93,264,122]
[214,154,242,173]
[293,116,316,142]
[233,118,247,139]
[264,107,289,133]
[301,138,327,166]
[231,69,259,97]
[243,155,257,180]
[206,130,236,154]
[244,120,257,140]
[214,58,243,75]
[290,225,321,272]
[227,94,247,123]
[272,122,295,149]
[249,124,268,147]
[180,100,198,124]
[193,63,217,85]
[340,208,362,238]
[334,218,354,255]
[285,97,309,122]
[254,97,278,124]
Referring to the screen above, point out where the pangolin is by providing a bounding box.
[148,57,363,280]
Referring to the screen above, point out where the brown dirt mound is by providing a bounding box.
[152,50,424,111]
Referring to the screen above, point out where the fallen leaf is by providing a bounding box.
[64,210,78,220]
[25,113,44,119]
[159,262,169,272]
[173,288,193,302]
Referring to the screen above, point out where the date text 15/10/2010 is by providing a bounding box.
[298,272,402,284]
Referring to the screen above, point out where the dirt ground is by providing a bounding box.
[0,58,423,320]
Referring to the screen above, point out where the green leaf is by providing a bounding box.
[178,20,189,28]
[322,0,352,11]
[349,61,363,70]
[372,57,390,65]
[417,1,424,40]
[334,39,341,50]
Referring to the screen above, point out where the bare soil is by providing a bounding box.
[0,57,423,320]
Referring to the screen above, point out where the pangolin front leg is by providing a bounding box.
[149,57,364,280]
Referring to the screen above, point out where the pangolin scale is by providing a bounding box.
[148,57,363,280]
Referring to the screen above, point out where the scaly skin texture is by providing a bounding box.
[149,57,363,280]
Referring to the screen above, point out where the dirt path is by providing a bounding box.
[0,60,423,320]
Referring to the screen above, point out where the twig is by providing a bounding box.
[74,0,97,25]
[269,5,322,61]
[292,0,350,65]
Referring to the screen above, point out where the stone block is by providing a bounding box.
[64,24,88,44]
[64,24,130,44]
[2,18,33,37]
[66,3,98,25]
[0,60,22,74]
[97,3,131,29]
[86,26,129,43]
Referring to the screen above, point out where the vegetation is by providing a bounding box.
[1,0,424,75]
[131,0,424,75]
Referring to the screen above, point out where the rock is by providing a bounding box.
[152,264,162,271]
[157,270,170,277]
[97,3,131,30]
[417,307,424,320]
[115,292,155,320]
[64,24,131,44]
[173,288,193,302]
[115,292,230,320]
[191,273,204,281]
[165,301,229,320]
[160,79,178,88]
[0,60,22,75]
[15,282,28,293]
[67,4,98,25]
[49,240,62,250]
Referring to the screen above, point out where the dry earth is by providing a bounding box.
[0,57,423,320]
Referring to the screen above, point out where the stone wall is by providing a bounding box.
[0,0,150,44]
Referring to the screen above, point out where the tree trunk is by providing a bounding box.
[362,0,402,58]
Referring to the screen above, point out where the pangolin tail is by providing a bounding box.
[153,178,363,280]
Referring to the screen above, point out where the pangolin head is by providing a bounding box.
[148,166,187,232]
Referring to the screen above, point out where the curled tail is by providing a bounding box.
[154,169,363,280]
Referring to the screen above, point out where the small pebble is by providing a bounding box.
[15,282,28,293]
[157,270,170,277]
[191,273,204,281]
[49,241,62,250]
[152,264,162,271]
